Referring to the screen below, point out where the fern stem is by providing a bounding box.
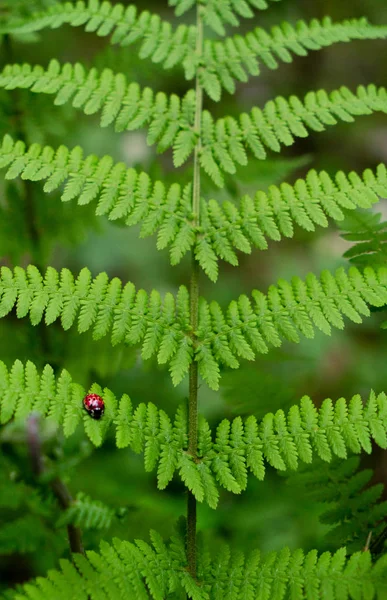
[27,414,85,556]
[187,1,204,581]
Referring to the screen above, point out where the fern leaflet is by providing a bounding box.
[0,135,197,267]
[201,17,387,98]
[196,265,387,388]
[0,62,195,151]
[0,0,197,73]
[198,164,387,281]
[340,210,387,269]
[200,85,387,185]
[0,265,192,385]
[288,456,387,554]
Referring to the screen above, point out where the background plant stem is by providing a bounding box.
[187,1,204,581]
[27,414,85,556]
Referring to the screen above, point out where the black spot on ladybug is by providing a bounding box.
[83,393,105,420]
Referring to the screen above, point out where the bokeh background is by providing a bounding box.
[1,0,387,591]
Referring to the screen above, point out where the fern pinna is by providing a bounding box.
[1,0,387,598]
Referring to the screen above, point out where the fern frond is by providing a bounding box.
[201,18,387,98]
[197,0,283,37]
[0,360,189,492]
[201,85,387,185]
[204,545,387,600]
[1,265,387,390]
[1,0,197,73]
[0,266,192,385]
[289,456,387,554]
[197,165,387,281]
[0,62,195,149]
[340,210,387,268]
[3,136,386,282]
[6,530,190,600]
[2,360,387,507]
[169,0,281,22]
[0,135,197,267]
[196,265,387,388]
[56,492,120,531]
[7,529,387,600]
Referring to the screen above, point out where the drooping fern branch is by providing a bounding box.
[2,135,387,281]
[340,210,387,269]
[6,528,387,600]
[288,456,387,555]
[56,492,123,531]
[1,264,387,388]
[2,359,387,509]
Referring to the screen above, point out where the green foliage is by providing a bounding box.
[0,265,193,385]
[199,85,387,184]
[3,4,387,100]
[1,0,387,597]
[340,210,387,269]
[56,492,123,530]
[7,531,387,600]
[0,61,196,148]
[198,164,387,280]
[1,264,387,388]
[289,456,387,555]
[1,0,198,73]
[2,359,387,510]
[201,17,387,97]
[3,134,387,280]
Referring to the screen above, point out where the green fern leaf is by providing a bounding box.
[202,85,387,185]
[2,360,387,506]
[0,265,192,385]
[0,136,200,268]
[201,17,387,96]
[1,1,197,73]
[0,63,195,148]
[196,265,387,388]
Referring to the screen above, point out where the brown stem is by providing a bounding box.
[27,414,85,556]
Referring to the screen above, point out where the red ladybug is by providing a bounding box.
[83,393,105,420]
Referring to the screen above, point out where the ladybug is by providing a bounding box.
[83,393,105,420]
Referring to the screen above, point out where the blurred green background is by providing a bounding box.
[1,0,387,591]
